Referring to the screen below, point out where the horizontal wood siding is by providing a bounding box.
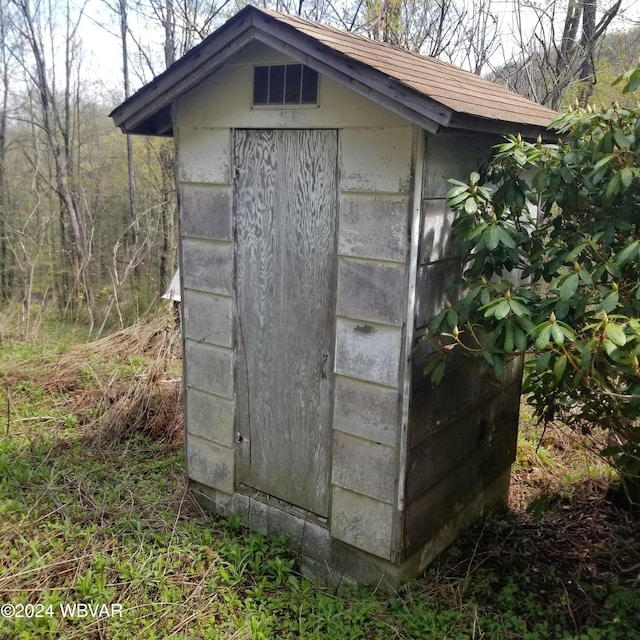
[181,238,233,295]
[333,376,398,447]
[340,128,413,193]
[187,435,235,495]
[331,487,394,560]
[332,431,396,504]
[406,377,522,503]
[330,125,412,559]
[336,258,405,327]
[184,340,234,398]
[179,127,231,184]
[181,185,232,241]
[179,125,236,496]
[186,388,235,446]
[182,289,232,348]
[404,131,522,559]
[338,194,408,262]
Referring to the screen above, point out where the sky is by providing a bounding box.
[61,0,640,104]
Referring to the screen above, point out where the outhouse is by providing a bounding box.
[111,6,555,586]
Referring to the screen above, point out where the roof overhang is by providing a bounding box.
[110,6,555,138]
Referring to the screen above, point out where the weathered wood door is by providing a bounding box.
[234,129,338,517]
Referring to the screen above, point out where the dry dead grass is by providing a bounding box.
[2,309,184,446]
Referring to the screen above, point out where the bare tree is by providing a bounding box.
[498,0,624,108]
[119,0,140,256]
[9,0,92,311]
[317,0,503,76]
[0,0,13,302]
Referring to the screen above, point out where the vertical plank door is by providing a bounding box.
[234,129,338,517]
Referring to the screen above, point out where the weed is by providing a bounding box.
[0,319,638,639]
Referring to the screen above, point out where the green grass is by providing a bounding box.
[0,327,638,639]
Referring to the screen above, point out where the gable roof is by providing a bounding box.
[110,5,556,137]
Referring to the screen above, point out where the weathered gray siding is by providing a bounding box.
[330,125,413,560]
[178,123,235,495]
[405,132,522,559]
[175,40,521,579]
[176,44,413,561]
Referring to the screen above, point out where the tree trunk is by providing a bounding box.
[14,0,87,309]
[119,0,139,255]
[0,0,11,301]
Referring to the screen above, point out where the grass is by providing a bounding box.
[0,315,639,639]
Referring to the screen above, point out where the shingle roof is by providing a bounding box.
[110,5,556,136]
[261,8,555,127]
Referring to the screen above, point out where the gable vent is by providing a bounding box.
[253,64,319,106]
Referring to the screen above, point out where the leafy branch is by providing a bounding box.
[423,67,640,485]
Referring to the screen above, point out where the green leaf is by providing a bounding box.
[614,129,631,149]
[553,355,567,381]
[497,226,517,249]
[464,197,478,214]
[532,169,549,192]
[592,168,607,185]
[559,273,579,300]
[578,269,593,285]
[448,191,471,207]
[504,321,515,352]
[514,149,527,165]
[550,323,565,345]
[535,350,553,372]
[601,291,619,313]
[424,355,441,376]
[620,167,633,188]
[603,339,618,356]
[514,327,527,352]
[560,166,574,183]
[447,184,469,199]
[592,154,614,172]
[606,261,622,278]
[605,323,626,347]
[484,225,500,251]
[508,299,529,317]
[516,316,536,335]
[431,360,446,385]
[446,308,459,328]
[623,74,640,93]
[555,299,570,319]
[494,300,511,320]
[616,240,640,266]
[535,325,552,350]
[604,171,622,201]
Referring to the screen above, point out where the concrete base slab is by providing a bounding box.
[189,468,511,590]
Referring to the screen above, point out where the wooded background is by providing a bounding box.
[0,0,638,337]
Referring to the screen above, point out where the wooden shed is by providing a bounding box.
[111,6,555,586]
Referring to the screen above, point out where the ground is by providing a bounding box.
[0,313,638,639]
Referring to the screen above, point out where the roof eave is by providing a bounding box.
[109,5,257,134]
[445,113,555,140]
[110,7,452,136]
[110,6,555,139]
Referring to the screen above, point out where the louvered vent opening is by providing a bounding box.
[253,64,319,106]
